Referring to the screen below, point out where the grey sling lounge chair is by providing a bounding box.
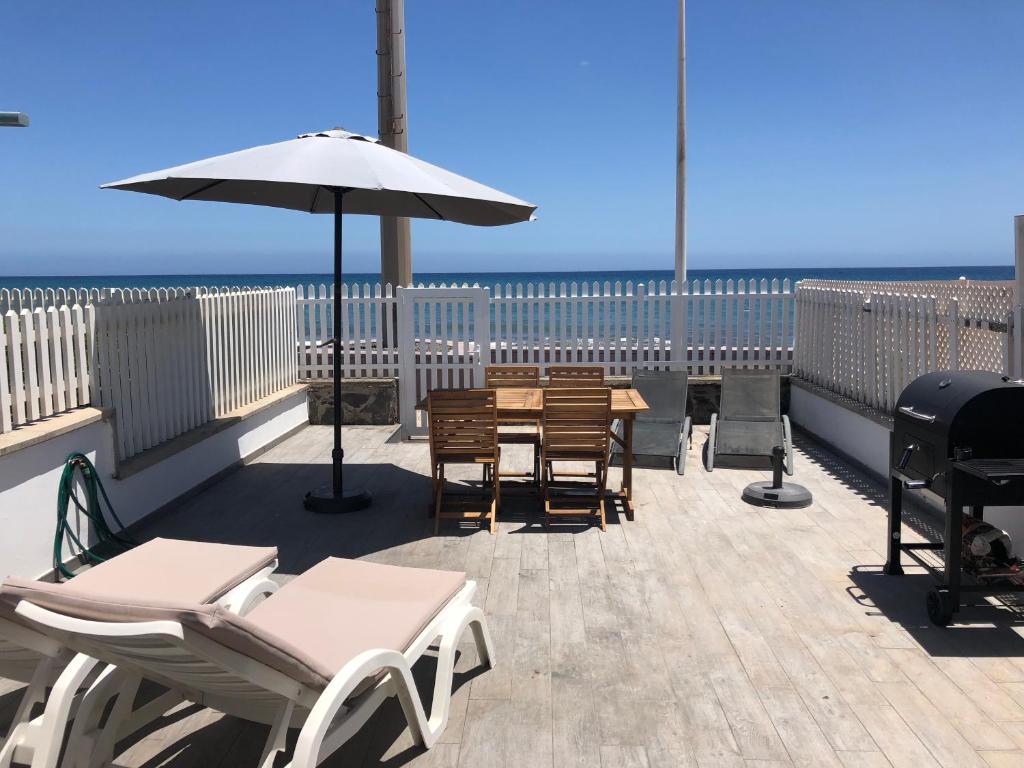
[612,370,692,475]
[704,368,793,474]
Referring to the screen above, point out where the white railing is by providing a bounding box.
[92,288,297,461]
[296,283,400,379]
[297,278,796,380]
[793,283,1010,413]
[1,305,94,433]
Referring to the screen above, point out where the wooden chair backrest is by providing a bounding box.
[485,365,540,389]
[542,387,611,459]
[427,389,498,461]
[548,365,605,387]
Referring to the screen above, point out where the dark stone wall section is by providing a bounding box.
[305,374,791,426]
[306,379,398,426]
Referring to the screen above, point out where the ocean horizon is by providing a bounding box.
[0,265,1015,292]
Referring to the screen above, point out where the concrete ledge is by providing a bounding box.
[0,407,111,458]
[789,379,892,480]
[114,383,309,479]
[790,377,893,429]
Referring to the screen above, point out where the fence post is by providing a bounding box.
[1012,215,1024,377]
[948,296,960,371]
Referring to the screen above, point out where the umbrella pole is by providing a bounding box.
[303,188,373,513]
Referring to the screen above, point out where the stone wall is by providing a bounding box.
[305,375,791,426]
[306,379,398,426]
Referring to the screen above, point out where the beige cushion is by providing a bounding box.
[245,558,466,687]
[1,557,466,694]
[0,578,329,689]
[63,537,278,604]
[0,538,276,633]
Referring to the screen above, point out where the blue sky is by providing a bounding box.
[2,0,1023,276]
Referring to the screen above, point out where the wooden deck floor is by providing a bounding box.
[7,424,1024,767]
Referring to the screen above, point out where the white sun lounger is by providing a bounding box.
[0,538,279,768]
[3,557,493,768]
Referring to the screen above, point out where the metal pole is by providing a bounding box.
[377,0,412,288]
[1015,215,1024,310]
[333,189,344,497]
[674,0,687,285]
[304,187,372,513]
[1014,215,1024,378]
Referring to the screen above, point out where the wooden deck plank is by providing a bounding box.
[7,424,1024,768]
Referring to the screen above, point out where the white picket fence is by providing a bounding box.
[92,288,297,461]
[0,305,94,432]
[793,282,1020,414]
[295,278,797,380]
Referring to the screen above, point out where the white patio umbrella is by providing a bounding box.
[103,128,537,514]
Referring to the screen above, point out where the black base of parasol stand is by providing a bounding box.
[741,446,812,509]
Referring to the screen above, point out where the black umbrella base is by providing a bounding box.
[304,487,373,514]
[741,481,813,509]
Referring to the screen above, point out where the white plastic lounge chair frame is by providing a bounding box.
[0,563,278,768]
[14,580,492,768]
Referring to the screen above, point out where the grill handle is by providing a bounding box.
[898,443,918,471]
[898,406,936,423]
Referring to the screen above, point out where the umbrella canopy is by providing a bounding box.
[103,128,535,515]
[103,129,536,225]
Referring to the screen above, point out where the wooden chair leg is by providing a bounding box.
[491,459,500,535]
[433,464,445,535]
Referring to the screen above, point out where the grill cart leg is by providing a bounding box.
[885,472,905,576]
[930,476,965,626]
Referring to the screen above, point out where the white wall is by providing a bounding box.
[0,390,308,579]
[790,384,1024,553]
[789,385,891,480]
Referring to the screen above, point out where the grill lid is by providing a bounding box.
[895,370,1024,448]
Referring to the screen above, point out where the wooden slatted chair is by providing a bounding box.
[428,389,500,534]
[484,366,541,486]
[541,387,612,530]
[548,365,605,387]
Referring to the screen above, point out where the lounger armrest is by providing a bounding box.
[782,415,794,476]
[705,414,717,471]
[14,601,186,643]
[216,562,280,615]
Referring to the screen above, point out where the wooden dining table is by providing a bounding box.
[418,387,650,520]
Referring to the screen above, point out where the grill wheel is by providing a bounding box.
[926,587,954,627]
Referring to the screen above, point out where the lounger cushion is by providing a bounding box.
[0,579,331,689]
[245,558,466,691]
[715,420,785,457]
[2,557,466,695]
[0,538,276,629]
[64,538,277,604]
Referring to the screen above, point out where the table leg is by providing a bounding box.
[621,416,635,521]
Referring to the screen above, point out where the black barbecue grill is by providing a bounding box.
[885,370,1024,625]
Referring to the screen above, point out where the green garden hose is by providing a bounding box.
[54,453,135,580]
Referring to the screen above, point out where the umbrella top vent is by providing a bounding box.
[298,128,378,143]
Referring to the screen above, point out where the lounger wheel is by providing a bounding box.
[926,587,954,627]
